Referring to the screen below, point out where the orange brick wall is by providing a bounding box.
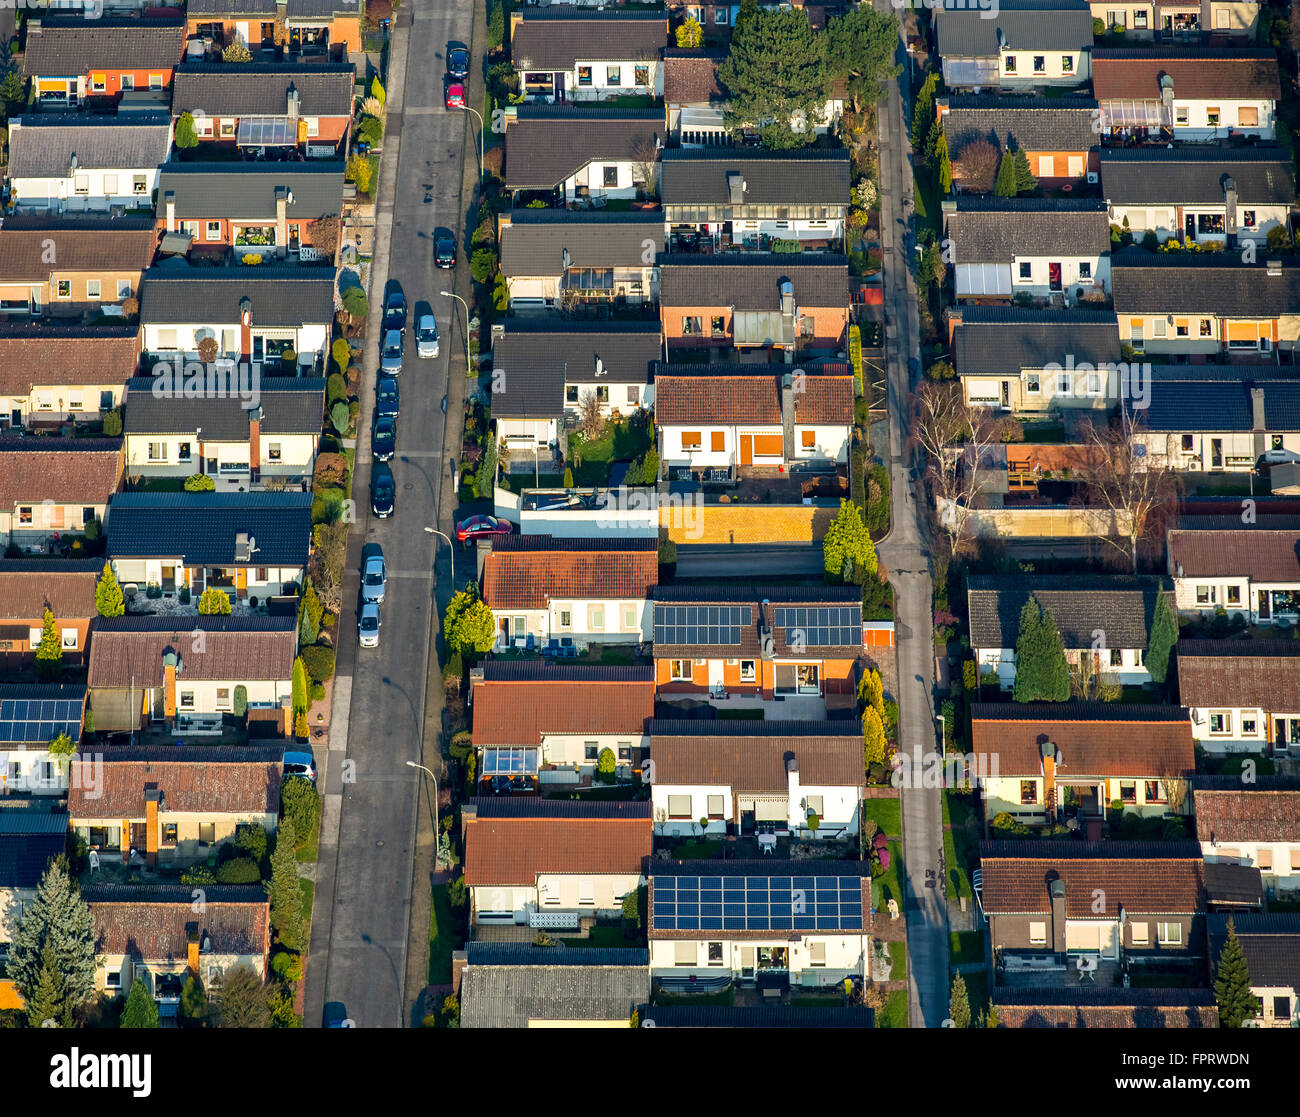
[662,304,850,351]
[654,655,858,695]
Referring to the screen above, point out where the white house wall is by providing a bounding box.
[649,933,868,985]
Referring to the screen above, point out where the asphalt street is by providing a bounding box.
[305,0,475,1028]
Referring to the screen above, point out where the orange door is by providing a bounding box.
[740,435,753,465]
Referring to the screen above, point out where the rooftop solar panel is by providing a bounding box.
[653,604,749,646]
[654,875,864,933]
[773,606,860,647]
[0,697,83,745]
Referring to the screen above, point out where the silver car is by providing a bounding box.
[361,548,387,603]
[380,328,404,375]
[358,601,381,648]
[415,314,439,359]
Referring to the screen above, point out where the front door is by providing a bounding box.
[1186,213,1197,242]
[161,565,176,591]
[555,71,566,103]
[1048,262,1062,292]
[10,409,20,428]
[740,435,753,466]
[1211,439,1223,469]
[206,456,218,475]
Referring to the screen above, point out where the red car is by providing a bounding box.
[445,81,465,110]
[456,515,513,543]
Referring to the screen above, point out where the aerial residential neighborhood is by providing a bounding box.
[0,0,1297,1065]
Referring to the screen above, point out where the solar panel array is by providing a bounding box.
[653,875,864,933]
[773,606,861,647]
[0,698,83,744]
[482,747,539,775]
[654,604,750,646]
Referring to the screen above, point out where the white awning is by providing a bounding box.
[955,262,1012,297]
[734,310,794,347]
[237,116,295,146]
[680,106,726,129]
[1100,100,1166,129]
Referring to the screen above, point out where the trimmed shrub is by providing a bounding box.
[310,682,326,702]
[215,857,262,884]
[300,644,336,683]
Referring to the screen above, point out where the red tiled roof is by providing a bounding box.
[0,567,98,621]
[663,50,726,103]
[1169,528,1300,582]
[482,541,658,610]
[1193,788,1300,844]
[464,816,652,886]
[654,375,782,425]
[793,375,853,424]
[88,892,269,963]
[652,734,865,792]
[970,712,1195,777]
[1092,51,1281,102]
[0,224,157,283]
[1176,644,1300,710]
[472,676,655,747]
[69,756,281,817]
[0,332,139,396]
[0,440,122,506]
[980,855,1206,915]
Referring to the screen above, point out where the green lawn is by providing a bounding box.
[941,792,974,900]
[1019,422,1066,444]
[958,969,990,1021]
[889,939,907,981]
[428,884,464,985]
[949,930,985,966]
[862,798,901,838]
[548,784,651,802]
[944,791,976,829]
[912,166,940,240]
[561,924,642,949]
[299,878,315,931]
[717,708,764,720]
[873,840,904,910]
[671,840,724,860]
[878,988,910,1028]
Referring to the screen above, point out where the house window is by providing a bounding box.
[61,629,77,650]
[710,315,726,336]
[622,603,636,630]
[634,65,649,86]
[1156,922,1181,946]
[133,176,148,195]
[578,66,593,86]
[668,794,692,819]
[1086,371,1102,396]
[670,659,690,681]
[589,605,604,630]
[627,386,640,406]
[161,823,178,846]
[710,431,725,452]
[1195,585,1213,605]
[1078,262,1091,280]
[1025,373,1040,395]
[1209,711,1232,736]
[714,6,729,24]
[682,316,702,336]
[1242,211,1256,229]
[578,880,595,906]
[106,970,121,990]
[1061,55,1074,74]
[1205,107,1220,128]
[216,688,231,710]
[680,431,702,451]
[86,280,101,300]
[739,660,756,682]
[176,442,191,462]
[179,691,195,710]
[1033,56,1046,74]
[198,822,215,844]
[1238,106,1259,128]
[1227,585,1241,605]
[1018,262,1032,280]
[1109,649,1122,667]
[1152,318,1167,338]
[809,941,827,966]
[100,391,115,410]
[1257,848,1273,870]
[18,507,32,525]
[147,442,166,462]
[68,395,83,411]
[1057,372,1071,395]
[1028,921,1047,945]
[1119,781,1137,803]
[606,66,621,87]
[82,507,95,525]
[74,175,89,196]
[1241,716,1257,736]
[120,74,134,91]
[801,430,815,449]
[707,795,725,820]
[585,742,599,761]
[1004,55,1017,74]
[565,385,579,404]
[149,73,164,91]
[57,280,71,300]
[1130,922,1149,946]
[220,121,236,138]
[674,941,696,966]
[1176,321,1189,338]
[1107,11,1125,28]
[617,741,631,761]
[806,794,824,818]
[116,279,132,299]
[559,610,572,628]
[206,221,222,242]
[1134,10,1148,27]
[1181,435,1194,452]
[1020,780,1037,804]
[1144,780,1166,804]
[706,941,723,965]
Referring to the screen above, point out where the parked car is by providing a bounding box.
[372,415,396,461]
[358,601,381,647]
[382,283,406,332]
[381,328,404,375]
[371,461,395,517]
[361,545,387,603]
[446,41,470,79]
[376,376,399,419]
[444,78,465,110]
[283,750,317,784]
[415,313,440,359]
[434,228,456,269]
[455,514,514,543]
[323,1002,352,1028]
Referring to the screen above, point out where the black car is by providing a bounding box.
[375,376,399,419]
[371,462,395,518]
[372,415,396,461]
[434,228,456,269]
[447,41,470,80]
[382,283,406,332]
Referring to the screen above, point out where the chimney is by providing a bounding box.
[1223,175,1238,240]
[274,187,288,259]
[70,152,77,174]
[497,211,512,240]
[781,372,796,462]
[1252,385,1267,461]
[1049,876,1066,955]
[509,8,523,42]
[1159,73,1174,120]
[186,924,201,976]
[940,199,956,214]
[286,84,299,120]
[162,650,178,720]
[786,754,801,827]
[1040,739,1057,822]
[248,404,263,482]
[726,171,746,204]
[144,786,162,869]
[239,296,253,360]
[1267,258,1283,277]
[165,189,176,233]
[451,950,468,996]
[235,532,253,563]
[935,96,949,121]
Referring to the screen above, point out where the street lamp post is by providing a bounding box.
[451,104,485,183]
[423,525,454,589]
[440,289,471,378]
[405,760,443,866]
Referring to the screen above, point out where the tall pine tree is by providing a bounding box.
[993,151,1018,197]
[1012,147,1038,194]
[9,856,96,1015]
[1037,605,1071,702]
[1146,590,1178,685]
[35,608,63,682]
[949,972,971,1028]
[1213,917,1257,1028]
[26,941,72,1028]
[268,817,304,952]
[120,978,160,1028]
[910,71,939,154]
[95,561,125,617]
[720,7,828,149]
[1014,599,1070,702]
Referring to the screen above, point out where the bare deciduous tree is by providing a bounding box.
[308,521,347,614]
[630,137,660,199]
[312,215,340,263]
[578,391,606,442]
[953,138,999,194]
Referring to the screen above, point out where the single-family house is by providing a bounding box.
[0,683,87,796]
[950,306,1122,412]
[462,798,652,931]
[68,745,282,868]
[660,149,851,252]
[1195,777,1300,897]
[0,804,68,996]
[457,943,649,1028]
[967,574,1171,689]
[469,662,654,788]
[652,583,864,714]
[0,217,156,319]
[138,265,336,371]
[1127,368,1300,472]
[482,535,657,649]
[171,62,355,157]
[0,438,122,551]
[86,883,271,1003]
[185,0,362,61]
[659,254,850,353]
[1167,517,1300,624]
[980,840,1207,970]
[991,986,1218,1027]
[0,560,100,674]
[654,369,853,476]
[663,47,729,147]
[105,491,312,604]
[1206,914,1300,1027]
[1113,250,1300,360]
[509,6,666,103]
[502,106,663,204]
[156,163,345,263]
[122,376,324,487]
[1101,148,1294,249]
[23,16,186,108]
[0,325,139,431]
[86,614,297,734]
[497,210,664,310]
[649,719,865,839]
[647,859,872,989]
[1093,48,1279,142]
[934,0,1095,90]
[942,197,1112,302]
[6,114,172,216]
[938,95,1100,190]
[1177,640,1300,753]
[1086,0,1262,41]
[969,703,1195,825]
[489,321,661,465]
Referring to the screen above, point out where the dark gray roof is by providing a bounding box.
[172,63,355,119]
[1100,146,1295,206]
[935,0,1094,58]
[1111,249,1300,317]
[659,253,850,311]
[0,822,66,889]
[980,839,1204,859]
[490,322,662,418]
[1207,914,1300,990]
[944,197,1110,260]
[1203,861,1264,906]
[654,582,862,603]
[156,162,346,221]
[461,952,649,1028]
[22,17,186,76]
[659,149,851,206]
[511,7,667,71]
[648,719,861,738]
[104,491,312,565]
[504,107,663,190]
[966,574,1170,649]
[952,307,1121,375]
[969,701,1188,721]
[185,0,278,13]
[499,210,664,276]
[480,662,653,682]
[941,94,1099,154]
[138,266,337,328]
[1128,374,1300,432]
[992,986,1217,1007]
[466,798,652,820]
[646,1006,876,1028]
[8,114,173,178]
[81,883,268,903]
[652,858,871,878]
[122,377,325,438]
[464,942,648,966]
